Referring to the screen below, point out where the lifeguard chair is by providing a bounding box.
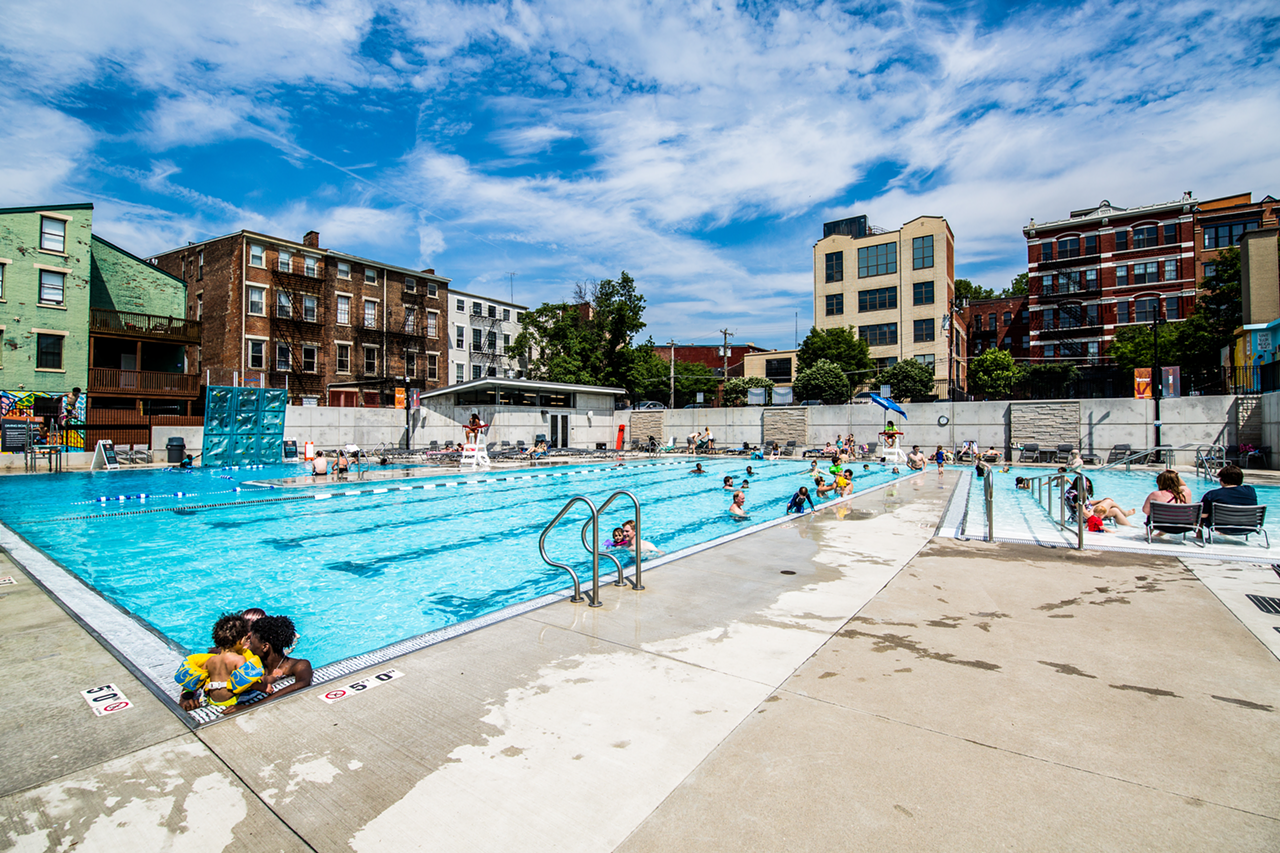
[460,420,491,470]
[878,428,908,464]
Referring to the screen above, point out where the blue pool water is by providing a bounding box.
[971,466,1280,538]
[0,458,904,668]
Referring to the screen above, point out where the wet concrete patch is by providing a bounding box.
[1109,684,1181,699]
[837,628,1001,671]
[1211,695,1274,712]
[1038,661,1097,679]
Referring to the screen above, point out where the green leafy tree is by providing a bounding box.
[1003,272,1029,297]
[723,376,774,407]
[796,326,873,385]
[955,278,995,301]
[878,359,936,400]
[793,359,850,404]
[968,349,1022,398]
[627,341,672,404]
[673,360,719,408]
[512,271,649,395]
[1197,245,1242,348]
[1016,362,1080,398]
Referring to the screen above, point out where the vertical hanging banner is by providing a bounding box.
[395,388,406,409]
[1134,368,1152,399]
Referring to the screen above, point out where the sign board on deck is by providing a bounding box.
[1,419,35,453]
[91,440,119,471]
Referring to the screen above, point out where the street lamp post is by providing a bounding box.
[1152,316,1167,458]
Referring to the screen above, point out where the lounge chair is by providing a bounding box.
[428,440,440,453]
[1055,444,1074,464]
[1018,443,1040,463]
[1204,504,1268,547]
[860,442,878,460]
[1146,502,1203,544]
[783,440,797,457]
[1105,444,1131,464]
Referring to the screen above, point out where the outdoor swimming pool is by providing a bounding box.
[0,457,904,670]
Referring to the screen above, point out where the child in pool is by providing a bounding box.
[1087,506,1109,533]
[176,613,263,711]
[608,527,628,548]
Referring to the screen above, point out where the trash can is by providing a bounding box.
[166,437,186,464]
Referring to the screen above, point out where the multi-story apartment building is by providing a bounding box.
[446,290,527,384]
[965,295,1031,362]
[1194,192,1279,282]
[0,203,200,425]
[1023,194,1199,363]
[813,214,961,395]
[151,230,449,407]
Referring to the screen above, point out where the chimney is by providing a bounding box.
[303,231,320,248]
[421,268,435,275]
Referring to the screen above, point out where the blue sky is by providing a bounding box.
[2,0,1277,350]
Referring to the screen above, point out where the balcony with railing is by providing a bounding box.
[88,367,201,398]
[90,309,201,344]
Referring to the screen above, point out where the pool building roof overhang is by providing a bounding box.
[419,378,626,401]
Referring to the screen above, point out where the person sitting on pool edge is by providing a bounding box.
[729,490,748,518]
[786,486,815,514]
[224,614,312,715]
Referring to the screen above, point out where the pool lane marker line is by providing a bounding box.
[81,683,133,716]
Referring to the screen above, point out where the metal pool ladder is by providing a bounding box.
[539,490,646,608]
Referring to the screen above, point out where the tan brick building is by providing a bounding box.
[151,231,449,406]
[813,214,960,396]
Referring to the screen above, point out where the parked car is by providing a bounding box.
[635,401,666,410]
[799,400,824,406]
[683,403,709,409]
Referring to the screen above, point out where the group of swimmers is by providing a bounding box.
[607,518,662,555]
[176,608,312,715]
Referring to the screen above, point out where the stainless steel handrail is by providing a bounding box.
[539,496,602,607]
[1098,442,1199,472]
[1016,469,1087,549]
[983,470,994,542]
[1195,444,1226,479]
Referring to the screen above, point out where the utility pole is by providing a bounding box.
[719,328,733,407]
[668,340,677,409]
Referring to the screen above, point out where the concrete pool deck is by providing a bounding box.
[2,470,1279,851]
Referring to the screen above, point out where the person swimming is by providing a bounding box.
[723,475,735,489]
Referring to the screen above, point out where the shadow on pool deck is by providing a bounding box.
[2,470,1279,852]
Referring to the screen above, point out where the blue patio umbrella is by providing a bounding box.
[869,394,907,419]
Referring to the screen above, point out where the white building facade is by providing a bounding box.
[447,289,528,383]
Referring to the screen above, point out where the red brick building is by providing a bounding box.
[1194,192,1279,282]
[964,295,1030,362]
[1024,194,1199,363]
[151,230,450,406]
[655,343,771,377]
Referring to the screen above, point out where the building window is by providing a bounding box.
[276,290,292,318]
[0,262,5,299]
[337,261,351,279]
[857,242,897,278]
[1044,344,1055,360]
[874,356,898,370]
[275,343,291,371]
[406,352,417,378]
[405,276,416,292]
[1057,237,1079,259]
[1003,311,1012,326]
[196,293,203,320]
[472,328,482,350]
[250,244,265,267]
[472,301,482,316]
[304,256,318,277]
[404,307,417,335]
[1040,241,1053,261]
[456,363,465,382]
[39,270,65,305]
[913,281,934,305]
[248,340,265,370]
[1163,223,1177,245]
[502,308,510,321]
[912,235,934,269]
[1166,297,1180,320]
[1021,309,1029,323]
[302,294,317,322]
[427,282,438,297]
[825,251,844,283]
[503,333,510,348]
[1163,259,1177,281]
[36,333,63,369]
[859,323,897,346]
[1084,234,1097,255]
[1113,230,1127,251]
[487,366,497,377]
[988,313,997,331]
[336,295,350,325]
[858,287,896,312]
[1116,301,1128,323]
[1116,265,1128,287]
[1204,221,1260,249]
[336,343,350,373]
[427,353,438,381]
[488,304,497,319]
[1021,335,1030,350]
[914,353,935,370]
[456,298,464,312]
[278,249,292,272]
[914,318,936,342]
[40,217,66,252]
[456,325,465,349]
[825,293,844,316]
[515,312,523,323]
[764,358,792,381]
[472,364,482,380]
[363,300,377,328]
[1133,262,1158,285]
[364,267,377,284]
[1088,341,1100,362]
[487,330,497,350]
[302,345,317,373]
[197,251,204,280]
[364,347,378,374]
[1133,226,1157,248]
[427,311,438,338]
[1135,297,1159,323]
[1085,269,1098,290]
[1204,261,1217,278]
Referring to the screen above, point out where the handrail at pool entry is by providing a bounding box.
[1195,445,1226,479]
[983,471,994,542]
[1016,469,1088,549]
[540,495,602,607]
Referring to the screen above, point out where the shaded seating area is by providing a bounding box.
[1145,501,1203,544]
[1204,504,1269,548]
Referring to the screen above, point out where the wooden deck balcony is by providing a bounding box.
[88,367,201,398]
[90,308,202,344]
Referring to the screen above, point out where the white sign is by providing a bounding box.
[81,684,132,716]
[0,576,15,586]
[319,668,404,704]
[880,384,891,397]
[696,392,704,403]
